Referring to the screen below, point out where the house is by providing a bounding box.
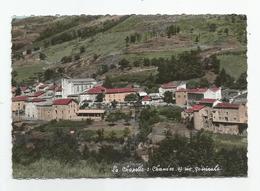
[76,109,105,121]
[191,105,210,131]
[141,96,152,105]
[61,78,97,98]
[159,81,186,96]
[204,87,222,100]
[104,88,136,103]
[37,102,53,121]
[24,98,46,120]
[80,86,106,102]
[29,91,46,98]
[55,86,62,98]
[187,87,221,104]
[175,88,188,106]
[52,98,79,120]
[20,86,31,95]
[12,96,28,112]
[212,103,247,124]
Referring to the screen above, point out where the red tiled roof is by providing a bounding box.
[87,86,106,94]
[142,96,152,101]
[12,96,28,102]
[214,102,239,109]
[192,104,205,111]
[199,98,216,104]
[161,82,177,89]
[176,88,187,92]
[187,88,208,94]
[185,108,194,113]
[31,91,45,97]
[53,98,75,105]
[105,88,135,94]
[30,98,45,102]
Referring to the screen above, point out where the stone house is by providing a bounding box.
[175,88,188,106]
[12,96,28,112]
[159,81,186,96]
[52,98,79,120]
[104,88,136,103]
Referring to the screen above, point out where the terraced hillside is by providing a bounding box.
[12,14,247,84]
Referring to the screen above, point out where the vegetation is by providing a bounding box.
[148,131,247,177]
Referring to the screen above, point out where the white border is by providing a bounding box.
[1,0,260,191]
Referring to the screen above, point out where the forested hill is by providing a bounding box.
[12,14,247,87]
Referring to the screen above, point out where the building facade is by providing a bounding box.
[61,78,97,98]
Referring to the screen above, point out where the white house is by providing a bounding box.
[61,78,97,98]
[204,87,222,100]
[24,98,46,120]
[79,86,106,103]
[159,81,186,96]
[141,96,152,105]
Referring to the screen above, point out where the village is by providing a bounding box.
[12,77,247,136]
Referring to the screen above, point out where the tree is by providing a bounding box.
[95,93,104,102]
[199,78,210,88]
[163,91,173,103]
[224,28,229,35]
[11,70,18,86]
[125,36,129,46]
[123,127,131,138]
[96,128,104,142]
[103,76,113,88]
[133,60,141,67]
[208,23,217,32]
[44,69,55,81]
[111,100,117,109]
[108,130,117,141]
[80,46,85,53]
[124,93,138,102]
[39,52,46,60]
[15,86,21,96]
[118,59,130,70]
[236,72,247,90]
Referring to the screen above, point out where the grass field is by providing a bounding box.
[13,159,112,179]
[13,63,46,83]
[205,132,247,149]
[217,53,247,79]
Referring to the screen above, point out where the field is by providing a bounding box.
[13,63,46,83]
[218,53,247,79]
[13,159,112,179]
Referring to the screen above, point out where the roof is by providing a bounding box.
[142,96,152,101]
[38,84,48,89]
[30,98,45,102]
[210,87,220,92]
[214,102,239,109]
[176,88,187,92]
[199,98,216,104]
[191,104,205,111]
[161,82,177,89]
[184,108,194,113]
[187,88,208,94]
[53,98,76,105]
[12,96,28,102]
[86,86,106,94]
[31,91,45,97]
[105,88,135,94]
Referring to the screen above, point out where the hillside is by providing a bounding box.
[12,14,247,85]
